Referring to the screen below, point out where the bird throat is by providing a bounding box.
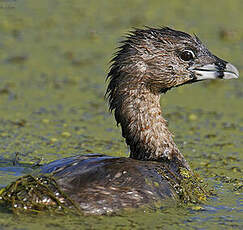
[115,85,189,168]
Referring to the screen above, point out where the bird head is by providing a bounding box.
[107,27,239,96]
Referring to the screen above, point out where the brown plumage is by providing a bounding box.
[2,27,239,215]
[106,27,238,163]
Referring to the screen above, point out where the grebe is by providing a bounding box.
[1,27,239,215]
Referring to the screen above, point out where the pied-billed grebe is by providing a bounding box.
[1,27,239,215]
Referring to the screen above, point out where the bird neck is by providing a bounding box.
[115,84,189,168]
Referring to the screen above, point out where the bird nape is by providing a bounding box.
[0,27,239,215]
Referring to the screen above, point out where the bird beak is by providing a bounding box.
[189,62,239,81]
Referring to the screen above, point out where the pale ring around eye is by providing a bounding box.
[180,50,195,61]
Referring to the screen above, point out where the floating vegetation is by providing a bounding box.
[0,175,81,215]
[178,168,213,204]
[155,166,213,205]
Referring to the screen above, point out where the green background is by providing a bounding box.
[0,0,242,229]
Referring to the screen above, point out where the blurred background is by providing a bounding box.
[0,0,242,229]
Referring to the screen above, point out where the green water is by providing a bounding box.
[0,0,242,229]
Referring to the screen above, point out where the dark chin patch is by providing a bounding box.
[176,74,199,87]
[160,88,171,94]
[176,79,199,87]
[160,77,199,93]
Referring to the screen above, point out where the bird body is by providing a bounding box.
[39,154,180,215]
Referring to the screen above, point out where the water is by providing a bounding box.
[0,0,242,229]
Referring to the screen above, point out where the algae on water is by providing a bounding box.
[0,175,80,215]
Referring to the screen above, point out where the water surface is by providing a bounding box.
[0,0,242,229]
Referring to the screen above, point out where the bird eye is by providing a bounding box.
[180,50,195,61]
